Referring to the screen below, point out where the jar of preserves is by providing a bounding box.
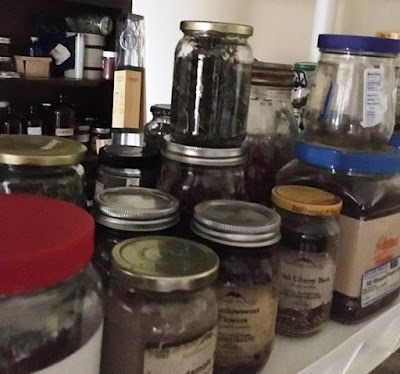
[93,187,180,285]
[191,200,280,374]
[244,62,298,206]
[276,141,400,323]
[101,236,219,374]
[0,194,103,373]
[304,34,400,149]
[0,135,86,207]
[158,136,247,229]
[171,21,253,148]
[144,104,171,151]
[271,185,342,336]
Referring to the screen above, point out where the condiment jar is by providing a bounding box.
[304,34,400,149]
[192,200,280,374]
[101,236,219,374]
[271,185,342,336]
[0,194,103,373]
[0,135,86,207]
[93,187,180,286]
[144,104,171,152]
[102,51,116,80]
[171,21,253,148]
[89,126,112,154]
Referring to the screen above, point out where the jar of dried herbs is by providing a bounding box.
[171,21,253,148]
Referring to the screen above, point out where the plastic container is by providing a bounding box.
[304,34,400,149]
[276,141,400,323]
[144,104,171,151]
[0,194,103,372]
[102,51,116,80]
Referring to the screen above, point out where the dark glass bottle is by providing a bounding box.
[25,105,43,135]
[52,94,75,138]
[1,105,24,135]
[40,103,53,135]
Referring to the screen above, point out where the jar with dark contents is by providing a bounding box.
[191,200,280,374]
[75,121,91,148]
[90,126,112,154]
[0,194,103,373]
[93,187,180,286]
[171,21,253,148]
[271,185,342,336]
[144,104,171,152]
[101,236,219,374]
[276,141,400,323]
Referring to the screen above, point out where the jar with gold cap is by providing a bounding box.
[101,236,219,374]
[271,185,342,336]
[0,135,86,207]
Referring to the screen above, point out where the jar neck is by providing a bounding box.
[184,30,248,44]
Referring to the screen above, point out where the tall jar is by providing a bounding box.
[271,185,342,336]
[144,104,171,152]
[0,194,103,373]
[191,200,280,374]
[304,34,400,149]
[244,62,298,206]
[171,21,253,148]
[101,236,219,374]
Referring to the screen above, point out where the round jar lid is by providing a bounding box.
[150,104,171,116]
[192,199,281,247]
[272,185,343,216]
[103,50,117,58]
[111,236,219,292]
[0,135,86,166]
[91,127,110,134]
[0,194,93,295]
[180,20,253,37]
[94,187,179,231]
[99,145,159,169]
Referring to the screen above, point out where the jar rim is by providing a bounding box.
[180,20,253,37]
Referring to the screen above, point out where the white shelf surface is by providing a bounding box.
[262,296,400,374]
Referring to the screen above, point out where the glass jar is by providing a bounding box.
[0,36,11,56]
[157,136,247,231]
[144,104,171,152]
[245,62,298,206]
[171,21,253,148]
[93,187,180,286]
[101,236,219,374]
[102,51,117,80]
[191,200,280,374]
[0,194,103,373]
[0,135,86,207]
[271,185,342,336]
[52,93,75,138]
[89,125,112,154]
[39,102,53,135]
[66,15,113,36]
[25,104,43,136]
[75,120,91,148]
[304,34,400,149]
[276,141,400,323]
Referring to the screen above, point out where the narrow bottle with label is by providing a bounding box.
[2,105,24,134]
[52,93,75,138]
[25,105,43,135]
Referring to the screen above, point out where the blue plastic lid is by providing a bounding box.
[295,141,400,174]
[389,133,400,148]
[318,34,400,55]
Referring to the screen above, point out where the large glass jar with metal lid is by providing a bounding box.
[191,200,280,374]
[101,236,219,374]
[157,136,247,230]
[304,34,400,149]
[0,135,86,207]
[271,185,342,336]
[144,104,171,152]
[244,62,298,206]
[0,194,103,373]
[93,187,180,286]
[171,21,253,148]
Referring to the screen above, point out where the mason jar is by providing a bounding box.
[144,104,171,152]
[171,21,253,148]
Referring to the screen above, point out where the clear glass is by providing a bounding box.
[144,113,171,152]
[292,70,316,129]
[171,31,253,148]
[0,264,103,372]
[304,51,397,149]
[394,56,400,131]
[244,86,297,206]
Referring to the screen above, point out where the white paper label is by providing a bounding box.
[126,178,140,187]
[27,127,42,135]
[96,138,112,154]
[76,134,90,143]
[363,68,383,128]
[55,128,74,137]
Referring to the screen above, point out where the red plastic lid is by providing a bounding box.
[0,194,94,296]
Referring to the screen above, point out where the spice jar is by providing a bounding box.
[101,236,219,374]
[271,185,342,336]
[75,119,91,147]
[90,126,112,154]
[144,104,171,152]
[102,51,116,80]
[276,141,400,323]
[93,187,180,286]
[171,21,253,148]
[304,34,400,149]
[0,194,103,372]
[191,200,280,374]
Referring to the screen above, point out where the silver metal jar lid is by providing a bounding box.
[94,187,179,232]
[192,200,281,247]
[180,21,253,37]
[161,135,244,166]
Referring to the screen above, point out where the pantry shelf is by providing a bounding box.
[262,295,400,374]
[0,77,112,88]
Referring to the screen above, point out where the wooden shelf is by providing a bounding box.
[0,77,113,88]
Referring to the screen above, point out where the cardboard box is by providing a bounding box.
[14,56,52,78]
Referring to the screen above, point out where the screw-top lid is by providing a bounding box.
[103,50,117,58]
[150,104,171,116]
[92,127,110,135]
[0,135,86,166]
[99,145,159,169]
[181,20,253,37]
[192,200,281,248]
[272,185,343,216]
[111,236,219,292]
[0,194,94,295]
[376,31,400,40]
[94,187,179,231]
[294,62,317,72]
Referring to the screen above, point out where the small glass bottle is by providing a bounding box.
[39,102,53,135]
[1,105,23,134]
[28,36,42,57]
[144,104,171,151]
[25,105,43,135]
[52,94,75,138]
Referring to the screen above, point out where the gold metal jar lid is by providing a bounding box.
[180,20,253,37]
[0,135,86,166]
[111,236,219,292]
